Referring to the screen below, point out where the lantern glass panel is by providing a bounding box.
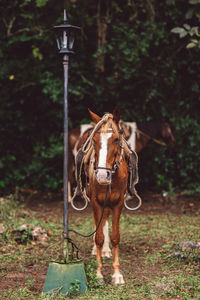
[68,31,75,50]
[63,30,68,48]
[55,33,61,50]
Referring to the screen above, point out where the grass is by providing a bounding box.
[0,194,200,299]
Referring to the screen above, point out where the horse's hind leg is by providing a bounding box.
[68,181,71,203]
[110,204,125,284]
[92,220,112,258]
[102,220,112,257]
[93,206,110,283]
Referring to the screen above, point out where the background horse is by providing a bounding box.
[83,108,129,284]
[134,119,175,153]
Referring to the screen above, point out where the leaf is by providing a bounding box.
[185,8,195,20]
[32,46,43,60]
[189,0,200,4]
[192,26,200,36]
[186,42,196,48]
[171,27,188,38]
[171,27,184,34]
[183,24,191,30]
[36,0,48,8]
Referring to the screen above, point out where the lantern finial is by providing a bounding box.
[64,9,67,24]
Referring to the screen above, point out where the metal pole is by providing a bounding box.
[63,54,69,262]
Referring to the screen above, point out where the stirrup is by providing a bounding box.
[71,187,89,211]
[124,192,142,211]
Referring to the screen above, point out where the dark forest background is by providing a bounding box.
[0,0,200,195]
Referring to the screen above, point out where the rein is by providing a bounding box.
[69,185,109,238]
[136,128,167,146]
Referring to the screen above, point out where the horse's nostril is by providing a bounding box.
[107,171,111,180]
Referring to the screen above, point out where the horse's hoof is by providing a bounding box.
[91,249,96,256]
[98,277,105,285]
[112,274,125,285]
[102,249,112,258]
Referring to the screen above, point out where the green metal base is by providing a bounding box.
[43,261,88,295]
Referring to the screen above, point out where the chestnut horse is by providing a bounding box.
[82,109,130,284]
[134,119,175,153]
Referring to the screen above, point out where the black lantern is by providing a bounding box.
[53,10,80,57]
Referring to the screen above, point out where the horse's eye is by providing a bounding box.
[114,138,119,143]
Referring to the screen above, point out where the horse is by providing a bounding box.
[76,108,137,284]
[134,119,176,153]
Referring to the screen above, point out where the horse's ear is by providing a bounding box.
[88,108,101,124]
[113,106,121,124]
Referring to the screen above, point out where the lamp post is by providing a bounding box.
[53,10,80,262]
[43,13,87,295]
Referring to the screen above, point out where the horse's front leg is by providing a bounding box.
[110,204,124,284]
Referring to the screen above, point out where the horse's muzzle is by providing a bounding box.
[95,168,112,185]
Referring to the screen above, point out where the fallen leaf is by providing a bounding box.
[0,223,5,234]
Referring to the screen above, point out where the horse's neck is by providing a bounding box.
[136,134,149,152]
[138,121,161,139]
[135,121,161,152]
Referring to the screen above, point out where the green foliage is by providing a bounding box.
[67,280,81,296]
[171,0,200,48]
[0,0,199,193]
[85,260,100,289]
[172,25,200,48]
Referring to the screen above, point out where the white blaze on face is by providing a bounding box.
[98,132,112,168]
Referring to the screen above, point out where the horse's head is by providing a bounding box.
[88,108,121,185]
[161,119,176,147]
